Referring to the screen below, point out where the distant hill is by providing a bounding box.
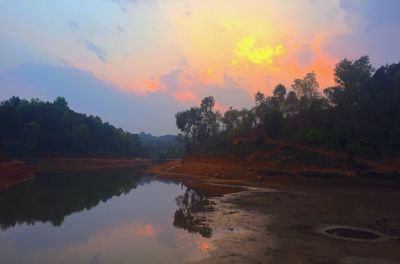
[0,96,143,157]
[139,132,184,159]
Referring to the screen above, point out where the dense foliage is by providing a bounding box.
[0,97,143,157]
[138,132,184,159]
[176,56,400,158]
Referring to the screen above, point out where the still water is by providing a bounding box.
[0,168,215,264]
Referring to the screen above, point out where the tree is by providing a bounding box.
[334,56,374,91]
[238,108,256,131]
[23,121,41,152]
[173,57,400,157]
[200,96,219,138]
[254,91,268,123]
[324,86,344,106]
[71,124,91,151]
[176,107,202,144]
[331,56,375,109]
[53,97,68,108]
[0,96,144,157]
[222,107,241,132]
[283,91,299,117]
[254,91,265,107]
[272,84,287,105]
[200,96,215,113]
[176,97,221,146]
[262,109,283,138]
[292,72,320,107]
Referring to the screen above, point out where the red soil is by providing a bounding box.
[0,160,34,191]
[148,144,400,195]
[0,158,152,192]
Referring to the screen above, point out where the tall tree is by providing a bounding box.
[329,56,375,108]
[222,107,241,132]
[292,72,320,107]
[283,91,299,117]
[175,107,202,144]
[200,96,219,138]
[272,84,287,106]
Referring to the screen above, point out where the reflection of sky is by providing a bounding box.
[0,178,211,264]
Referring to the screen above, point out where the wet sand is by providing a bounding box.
[149,159,400,264]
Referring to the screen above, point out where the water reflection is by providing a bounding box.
[173,188,214,238]
[0,168,143,230]
[0,169,217,263]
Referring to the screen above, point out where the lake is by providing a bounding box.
[0,168,216,264]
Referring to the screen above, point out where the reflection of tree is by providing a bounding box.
[173,188,214,238]
[0,168,142,230]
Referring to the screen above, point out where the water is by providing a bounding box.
[0,168,215,264]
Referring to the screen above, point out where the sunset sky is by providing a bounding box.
[1,0,400,135]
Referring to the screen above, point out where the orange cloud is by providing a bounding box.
[134,224,158,239]
[173,90,200,105]
[139,78,162,93]
[66,1,351,108]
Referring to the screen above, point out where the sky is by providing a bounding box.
[1,0,400,135]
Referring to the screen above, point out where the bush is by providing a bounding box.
[303,128,322,144]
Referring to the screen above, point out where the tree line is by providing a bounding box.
[0,97,143,157]
[175,56,400,158]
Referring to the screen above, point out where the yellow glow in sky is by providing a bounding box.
[234,37,285,65]
[41,0,351,106]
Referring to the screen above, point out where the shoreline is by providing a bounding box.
[149,158,400,264]
[0,160,34,192]
[0,157,153,192]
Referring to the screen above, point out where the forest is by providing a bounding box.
[0,96,143,157]
[175,56,400,158]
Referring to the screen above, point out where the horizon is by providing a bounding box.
[1,0,400,135]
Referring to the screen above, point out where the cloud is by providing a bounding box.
[297,45,314,67]
[66,20,80,32]
[108,0,155,13]
[234,37,285,65]
[172,91,199,105]
[323,0,400,66]
[109,0,131,12]
[82,39,108,63]
[0,63,184,135]
[158,63,254,109]
[116,25,125,32]
[339,0,400,29]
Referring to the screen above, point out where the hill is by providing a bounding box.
[138,132,184,159]
[0,96,143,157]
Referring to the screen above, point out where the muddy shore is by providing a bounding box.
[2,155,400,263]
[148,158,400,264]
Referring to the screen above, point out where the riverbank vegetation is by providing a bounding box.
[175,56,400,159]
